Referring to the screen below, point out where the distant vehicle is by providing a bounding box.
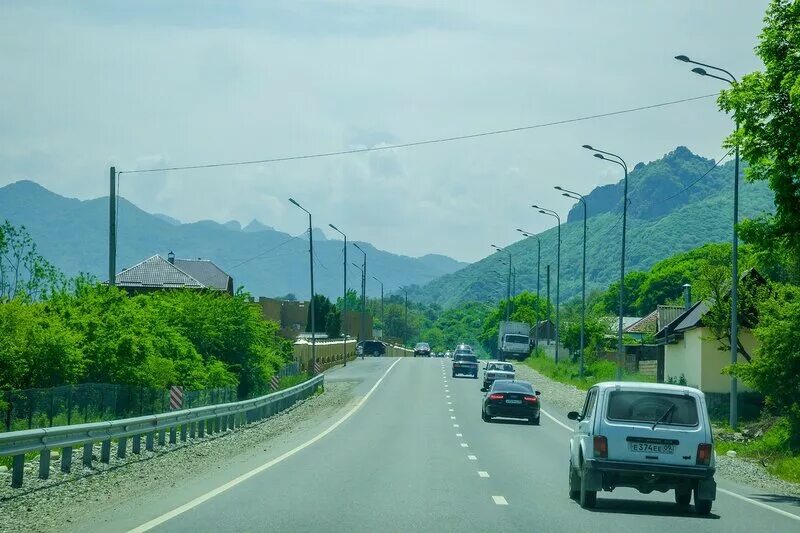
[482,361,515,390]
[414,342,431,357]
[445,351,452,358]
[456,343,473,353]
[482,379,540,425]
[452,353,478,378]
[358,340,386,357]
[567,382,716,513]
[497,321,531,361]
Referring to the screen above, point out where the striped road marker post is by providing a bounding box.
[169,386,184,410]
[270,375,280,392]
[314,361,322,375]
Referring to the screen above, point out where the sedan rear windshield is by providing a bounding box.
[455,355,477,363]
[488,363,514,372]
[492,381,533,393]
[606,391,699,426]
[504,334,529,344]
[363,341,385,351]
[415,343,430,349]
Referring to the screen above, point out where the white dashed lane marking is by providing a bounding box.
[492,496,508,506]
[453,424,459,428]
[467,455,477,461]
[451,416,456,420]
[460,443,469,448]
[456,433,462,437]
[478,471,490,478]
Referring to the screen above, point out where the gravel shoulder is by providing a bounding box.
[513,361,800,498]
[0,381,357,533]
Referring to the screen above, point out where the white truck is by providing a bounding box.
[497,321,531,361]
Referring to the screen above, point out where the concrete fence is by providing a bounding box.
[293,339,413,371]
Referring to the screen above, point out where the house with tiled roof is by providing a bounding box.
[112,252,233,295]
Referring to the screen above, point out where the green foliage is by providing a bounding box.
[560,316,607,357]
[477,292,549,355]
[719,0,800,264]
[0,221,63,301]
[306,294,340,338]
[715,418,800,483]
[524,351,654,391]
[734,283,800,448]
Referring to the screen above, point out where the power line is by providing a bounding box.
[119,94,717,175]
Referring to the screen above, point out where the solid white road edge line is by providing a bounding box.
[540,407,800,522]
[492,496,508,505]
[128,357,403,533]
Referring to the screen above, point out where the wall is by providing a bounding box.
[293,339,412,372]
[664,328,703,388]
[699,328,755,394]
[341,310,374,340]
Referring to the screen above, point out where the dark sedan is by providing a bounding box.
[413,342,431,357]
[481,380,541,425]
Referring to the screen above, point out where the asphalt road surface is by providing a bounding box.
[89,357,800,532]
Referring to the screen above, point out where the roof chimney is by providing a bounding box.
[167,251,175,264]
[682,283,692,310]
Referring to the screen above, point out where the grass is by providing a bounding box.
[277,372,310,390]
[523,351,655,391]
[714,417,800,484]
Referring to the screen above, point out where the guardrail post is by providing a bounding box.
[146,432,154,451]
[61,446,72,473]
[132,435,141,454]
[38,450,50,480]
[169,426,177,445]
[117,437,127,459]
[198,420,205,438]
[158,428,166,446]
[181,423,187,442]
[189,421,196,439]
[82,443,93,467]
[11,454,24,488]
[100,440,111,463]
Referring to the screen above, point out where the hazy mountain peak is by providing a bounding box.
[243,219,274,233]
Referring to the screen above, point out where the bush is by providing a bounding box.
[525,350,653,390]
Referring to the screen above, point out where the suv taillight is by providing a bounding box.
[593,435,608,458]
[488,393,505,400]
[696,443,712,465]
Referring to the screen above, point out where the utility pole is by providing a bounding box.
[534,205,561,364]
[108,166,116,286]
[546,264,551,346]
[404,289,408,346]
[372,276,384,339]
[353,243,367,342]
[518,230,541,351]
[329,224,347,366]
[289,199,316,374]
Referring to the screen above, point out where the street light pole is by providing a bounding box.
[583,145,629,380]
[353,243,367,342]
[556,187,588,378]
[404,289,408,346]
[289,198,316,374]
[675,54,740,428]
[517,229,541,351]
[491,245,512,323]
[329,224,347,366]
[108,166,116,286]
[532,206,561,364]
[372,276,384,339]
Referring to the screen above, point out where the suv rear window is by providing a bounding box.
[363,341,385,352]
[455,355,477,363]
[606,391,699,426]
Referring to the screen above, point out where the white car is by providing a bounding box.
[482,361,515,390]
[567,382,716,514]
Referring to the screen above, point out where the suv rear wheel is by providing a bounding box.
[675,489,691,507]
[568,462,580,500]
[694,490,712,515]
[579,466,597,509]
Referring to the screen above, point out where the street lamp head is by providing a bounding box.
[674,54,691,62]
[692,67,708,76]
[531,204,540,209]
[538,210,547,215]
[288,197,300,207]
[593,153,605,160]
[581,144,594,150]
[554,186,564,191]
[328,223,339,231]
[561,193,572,198]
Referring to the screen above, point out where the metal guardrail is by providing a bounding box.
[0,374,323,489]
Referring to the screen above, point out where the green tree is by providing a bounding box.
[477,291,549,355]
[735,283,800,448]
[719,0,800,267]
[0,221,63,301]
[306,294,333,334]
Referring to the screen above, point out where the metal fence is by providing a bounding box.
[1,361,302,433]
[0,374,323,488]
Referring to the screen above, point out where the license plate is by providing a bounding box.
[505,399,522,404]
[629,442,674,454]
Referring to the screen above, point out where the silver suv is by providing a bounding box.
[567,382,716,514]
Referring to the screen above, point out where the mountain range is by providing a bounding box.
[407,146,775,307]
[0,180,466,299]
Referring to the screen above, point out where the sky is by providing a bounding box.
[0,0,770,263]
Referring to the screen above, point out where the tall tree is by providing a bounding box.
[719,0,800,270]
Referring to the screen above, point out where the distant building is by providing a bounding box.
[112,252,233,295]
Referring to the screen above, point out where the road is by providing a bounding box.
[89,357,800,532]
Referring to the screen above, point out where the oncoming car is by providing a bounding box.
[414,342,431,357]
[358,340,386,357]
[567,382,716,513]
